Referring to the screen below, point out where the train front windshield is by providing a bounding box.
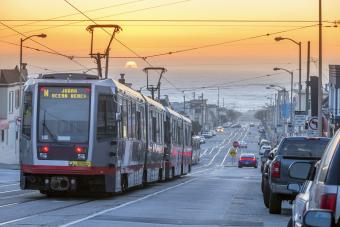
[38,86,91,143]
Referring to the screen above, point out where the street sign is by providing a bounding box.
[294,115,307,127]
[308,117,318,130]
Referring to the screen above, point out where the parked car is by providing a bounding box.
[262,149,278,207]
[233,141,240,148]
[238,153,257,168]
[266,137,330,214]
[239,140,248,148]
[199,136,206,144]
[259,139,270,148]
[286,130,340,226]
[260,148,275,173]
[260,145,271,156]
[210,130,217,136]
[202,131,213,138]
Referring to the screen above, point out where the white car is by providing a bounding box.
[239,140,247,148]
[259,145,271,155]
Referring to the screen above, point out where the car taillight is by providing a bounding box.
[40,146,49,153]
[74,146,85,154]
[271,161,280,178]
[320,194,337,212]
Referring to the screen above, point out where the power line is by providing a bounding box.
[0,0,192,40]
[144,24,318,58]
[63,0,185,93]
[0,0,146,32]
[0,20,90,70]
[1,19,336,23]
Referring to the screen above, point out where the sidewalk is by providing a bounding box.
[0,163,20,170]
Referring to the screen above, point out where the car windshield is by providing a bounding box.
[279,139,330,158]
[38,86,90,143]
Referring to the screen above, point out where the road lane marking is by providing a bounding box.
[0,189,21,194]
[60,178,198,227]
[0,203,19,208]
[220,147,232,166]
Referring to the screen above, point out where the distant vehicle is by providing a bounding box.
[202,131,213,138]
[231,123,242,128]
[238,153,257,168]
[239,140,247,148]
[232,141,240,148]
[286,131,340,226]
[260,148,275,173]
[249,123,255,127]
[216,126,224,133]
[266,136,330,214]
[210,130,217,136]
[191,136,202,165]
[259,145,271,156]
[199,136,206,144]
[259,139,270,148]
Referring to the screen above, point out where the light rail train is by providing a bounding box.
[20,73,200,194]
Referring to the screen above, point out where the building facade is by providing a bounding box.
[0,66,21,164]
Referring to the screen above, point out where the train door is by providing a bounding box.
[164,115,171,179]
[95,94,118,192]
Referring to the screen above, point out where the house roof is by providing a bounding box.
[0,66,20,84]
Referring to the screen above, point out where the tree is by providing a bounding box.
[254,109,268,122]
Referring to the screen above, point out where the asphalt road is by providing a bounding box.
[0,126,290,226]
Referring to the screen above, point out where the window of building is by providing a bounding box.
[97,95,116,140]
[22,92,32,138]
[15,89,20,109]
[8,91,14,114]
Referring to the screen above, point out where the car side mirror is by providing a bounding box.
[288,162,313,180]
[303,209,334,227]
[287,183,301,193]
[268,153,274,160]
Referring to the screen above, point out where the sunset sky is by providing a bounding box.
[0,0,339,110]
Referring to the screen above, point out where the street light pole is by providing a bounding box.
[318,0,323,136]
[275,37,302,111]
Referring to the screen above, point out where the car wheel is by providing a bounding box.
[287,217,293,227]
[269,191,282,214]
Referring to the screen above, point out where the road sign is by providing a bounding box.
[294,115,307,127]
[308,117,318,130]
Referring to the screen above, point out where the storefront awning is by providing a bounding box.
[0,119,9,130]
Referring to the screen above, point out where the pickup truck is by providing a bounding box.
[266,137,330,214]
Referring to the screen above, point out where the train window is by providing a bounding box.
[131,102,136,139]
[136,110,141,140]
[97,95,116,140]
[164,118,170,144]
[22,91,32,139]
[121,99,128,138]
[152,115,157,143]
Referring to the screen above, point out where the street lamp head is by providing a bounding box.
[38,33,47,38]
[275,36,284,42]
[269,84,275,87]
[266,87,271,90]
[273,67,280,71]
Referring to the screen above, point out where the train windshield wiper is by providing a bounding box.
[42,110,57,142]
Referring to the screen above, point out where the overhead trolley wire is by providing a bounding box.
[0,0,192,40]
[63,0,186,93]
[0,20,90,70]
[0,0,147,32]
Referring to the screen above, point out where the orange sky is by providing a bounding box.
[0,0,339,109]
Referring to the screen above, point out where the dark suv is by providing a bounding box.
[266,137,330,214]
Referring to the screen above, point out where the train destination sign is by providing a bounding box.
[40,87,90,99]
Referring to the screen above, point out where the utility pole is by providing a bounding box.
[201,93,204,130]
[183,93,186,114]
[306,41,311,115]
[318,0,323,136]
[299,41,302,111]
[217,87,220,125]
